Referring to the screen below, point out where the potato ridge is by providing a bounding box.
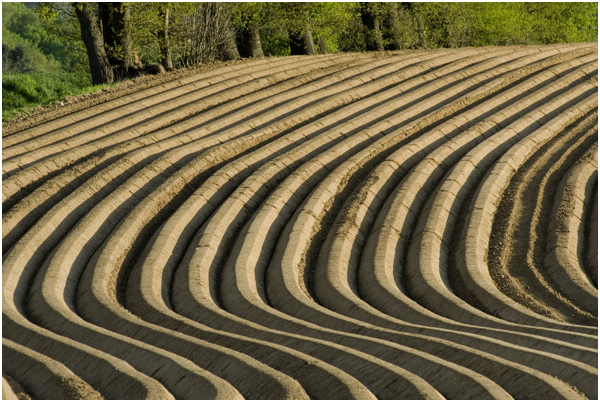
[3,44,598,400]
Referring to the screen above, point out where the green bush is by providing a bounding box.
[2,72,106,121]
[2,3,63,73]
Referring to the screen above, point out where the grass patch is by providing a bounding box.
[2,72,112,121]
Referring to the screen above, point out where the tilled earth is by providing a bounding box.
[2,44,598,400]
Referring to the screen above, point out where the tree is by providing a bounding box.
[311,2,357,53]
[525,2,598,44]
[233,3,271,58]
[237,20,264,57]
[293,6,317,55]
[157,5,174,68]
[73,2,114,85]
[99,2,133,79]
[360,2,384,51]
[385,2,403,50]
[221,16,241,60]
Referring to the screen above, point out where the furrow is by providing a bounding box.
[24,219,303,399]
[180,47,596,398]
[485,113,598,322]
[1,50,424,245]
[2,316,174,399]
[2,55,374,249]
[1,56,285,147]
[302,59,598,396]
[545,143,598,311]
[73,47,500,401]
[224,53,594,400]
[403,86,597,337]
[1,48,449,210]
[2,338,102,400]
[219,42,579,313]
[2,54,360,171]
[1,54,352,182]
[2,49,474,398]
[4,44,597,400]
[338,55,598,359]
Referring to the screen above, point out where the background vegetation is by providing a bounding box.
[3,2,598,121]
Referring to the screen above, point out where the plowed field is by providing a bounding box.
[3,43,598,400]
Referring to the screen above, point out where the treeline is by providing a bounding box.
[3,2,598,85]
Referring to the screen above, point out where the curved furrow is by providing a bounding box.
[545,143,598,309]
[1,56,379,250]
[1,317,173,399]
[1,52,374,207]
[177,45,596,398]
[3,218,176,399]
[296,59,598,396]
[0,56,297,149]
[146,46,556,398]
[330,55,598,359]
[466,113,598,324]
[2,46,472,398]
[23,216,304,399]
[403,86,597,335]
[1,54,366,173]
[2,54,377,249]
[4,44,597,399]
[2,338,102,400]
[2,49,431,249]
[222,55,596,399]
[26,252,250,398]
[75,47,507,400]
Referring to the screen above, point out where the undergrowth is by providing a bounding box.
[2,72,112,121]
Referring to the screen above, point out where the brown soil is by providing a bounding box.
[3,45,597,400]
[488,111,598,325]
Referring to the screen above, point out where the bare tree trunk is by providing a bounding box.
[360,2,384,52]
[318,35,327,54]
[303,29,316,55]
[250,22,264,58]
[418,14,426,48]
[158,6,174,68]
[74,2,114,85]
[387,3,403,50]
[302,9,316,55]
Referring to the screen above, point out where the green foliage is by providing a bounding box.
[35,2,91,79]
[233,2,271,30]
[417,3,473,48]
[406,2,597,49]
[3,1,596,83]
[260,29,291,56]
[2,72,106,121]
[129,2,163,63]
[469,3,531,46]
[2,2,62,72]
[336,7,366,52]
[525,2,598,44]
[311,2,358,53]
[3,44,33,72]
